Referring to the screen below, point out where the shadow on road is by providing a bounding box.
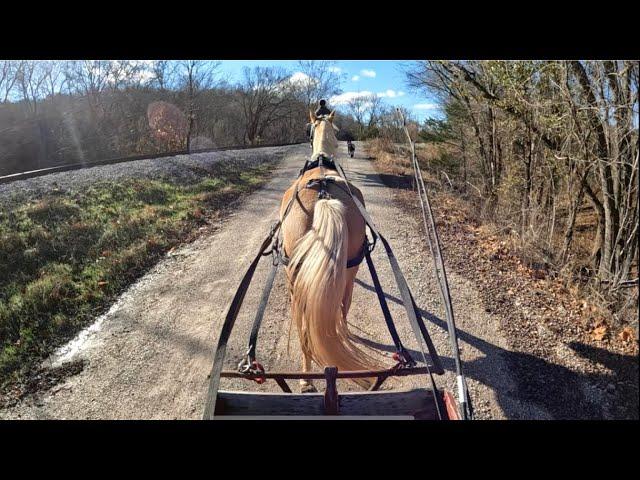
[351,171,415,191]
[353,278,638,420]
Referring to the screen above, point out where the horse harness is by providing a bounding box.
[277,153,373,270]
[203,154,447,420]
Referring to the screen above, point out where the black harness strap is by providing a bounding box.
[331,160,444,375]
[346,242,367,269]
[299,154,336,177]
[203,182,299,420]
[279,243,366,270]
[243,258,279,367]
[364,249,415,366]
[202,220,282,420]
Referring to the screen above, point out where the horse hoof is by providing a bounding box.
[301,384,317,394]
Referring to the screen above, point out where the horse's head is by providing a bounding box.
[310,110,338,158]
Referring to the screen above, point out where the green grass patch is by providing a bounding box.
[0,161,271,388]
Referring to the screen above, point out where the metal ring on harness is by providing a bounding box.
[306,177,332,200]
[238,355,266,384]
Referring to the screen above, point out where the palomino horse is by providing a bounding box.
[280,111,378,392]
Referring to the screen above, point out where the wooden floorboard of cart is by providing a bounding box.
[214,387,453,419]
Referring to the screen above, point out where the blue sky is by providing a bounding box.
[216,60,441,122]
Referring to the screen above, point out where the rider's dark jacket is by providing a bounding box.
[315,105,332,117]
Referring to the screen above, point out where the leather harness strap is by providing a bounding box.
[279,175,369,270]
[203,180,300,419]
[203,155,445,420]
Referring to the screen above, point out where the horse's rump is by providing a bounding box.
[280,166,376,387]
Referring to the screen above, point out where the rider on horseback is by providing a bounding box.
[315,99,332,117]
[307,99,332,147]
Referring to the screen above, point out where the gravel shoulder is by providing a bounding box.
[1,143,572,419]
[0,145,296,208]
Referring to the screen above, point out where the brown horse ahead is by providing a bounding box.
[280,111,378,393]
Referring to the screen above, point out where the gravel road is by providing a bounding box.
[0,145,295,208]
[0,143,549,419]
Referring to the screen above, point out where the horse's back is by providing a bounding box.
[280,166,365,260]
[282,166,364,211]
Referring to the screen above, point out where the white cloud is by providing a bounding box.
[273,71,318,94]
[413,103,439,110]
[351,75,360,82]
[288,71,314,85]
[360,69,376,78]
[104,60,156,85]
[377,89,405,98]
[134,68,155,84]
[330,91,374,105]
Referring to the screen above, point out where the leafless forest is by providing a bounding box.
[0,59,637,331]
[0,60,411,176]
[399,61,638,320]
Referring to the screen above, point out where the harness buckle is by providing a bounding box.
[268,220,280,238]
[306,177,333,200]
[271,240,282,266]
[392,350,416,368]
[238,355,267,384]
[318,188,331,200]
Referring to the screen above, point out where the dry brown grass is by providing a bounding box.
[365,139,639,340]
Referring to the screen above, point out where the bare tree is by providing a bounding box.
[12,61,55,168]
[346,94,368,137]
[150,60,177,91]
[294,60,344,107]
[40,60,68,100]
[64,60,113,120]
[365,93,384,132]
[0,60,21,103]
[346,93,383,139]
[15,61,49,117]
[236,66,294,145]
[175,60,221,150]
[108,60,148,90]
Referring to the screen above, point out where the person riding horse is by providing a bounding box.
[307,99,333,147]
[347,140,355,157]
[315,99,332,117]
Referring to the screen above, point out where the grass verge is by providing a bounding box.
[0,160,272,392]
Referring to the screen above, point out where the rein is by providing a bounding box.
[203,155,449,421]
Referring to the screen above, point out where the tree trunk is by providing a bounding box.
[460,125,467,192]
[560,171,586,262]
[521,127,534,238]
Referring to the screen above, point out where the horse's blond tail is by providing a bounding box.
[288,198,376,389]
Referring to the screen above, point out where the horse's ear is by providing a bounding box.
[309,110,317,123]
[327,110,335,121]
